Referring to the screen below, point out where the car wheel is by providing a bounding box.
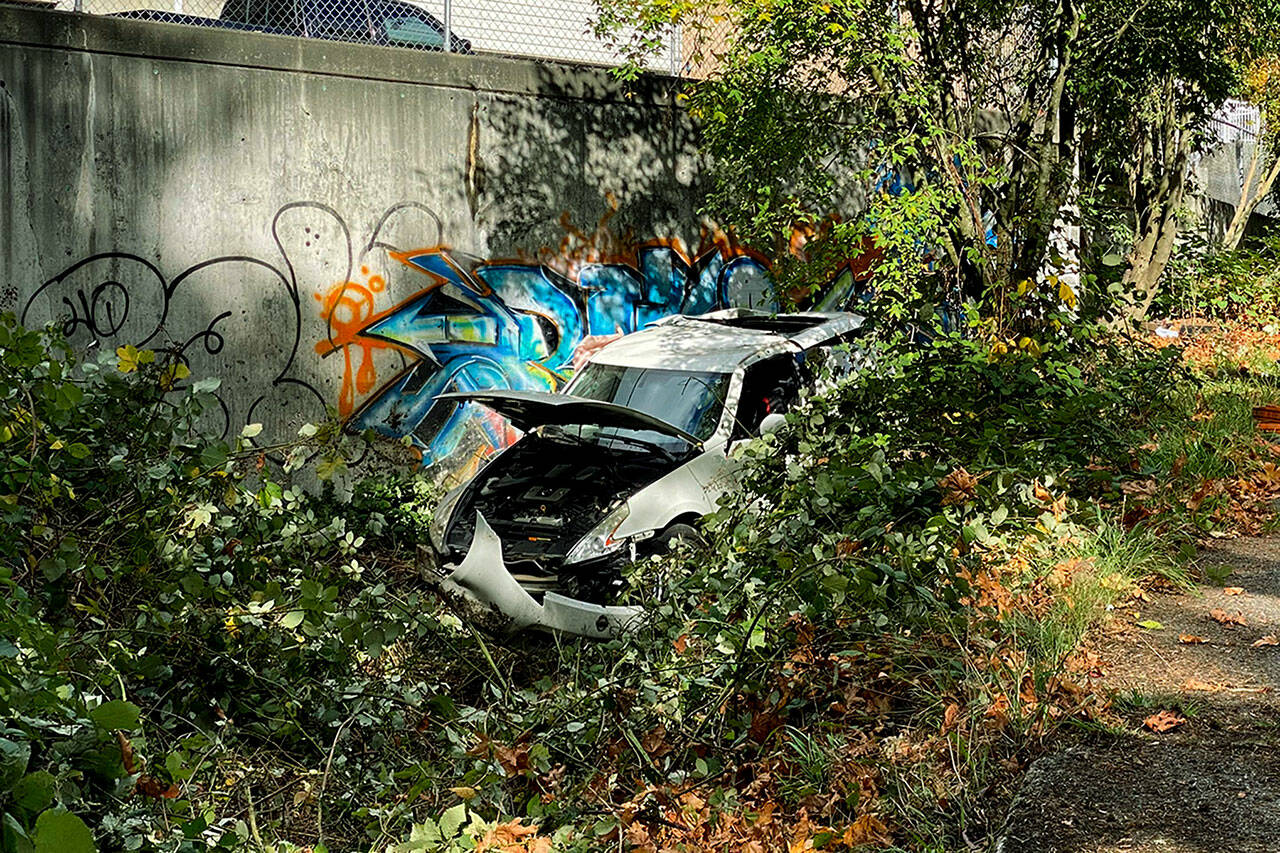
[636,522,707,604]
[651,522,707,554]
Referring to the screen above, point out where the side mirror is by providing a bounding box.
[759,413,787,436]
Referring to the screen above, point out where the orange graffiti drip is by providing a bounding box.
[315,275,393,418]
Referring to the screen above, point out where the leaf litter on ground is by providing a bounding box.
[1143,710,1186,733]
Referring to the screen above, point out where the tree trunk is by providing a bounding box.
[1121,203,1180,320]
[1119,83,1191,323]
[1222,146,1280,250]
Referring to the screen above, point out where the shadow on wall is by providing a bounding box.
[14,46,870,474]
[472,62,706,254]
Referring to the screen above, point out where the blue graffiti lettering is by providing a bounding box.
[348,244,775,466]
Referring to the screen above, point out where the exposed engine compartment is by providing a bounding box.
[442,434,680,599]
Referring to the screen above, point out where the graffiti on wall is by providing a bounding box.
[323,240,779,465]
[21,199,869,470]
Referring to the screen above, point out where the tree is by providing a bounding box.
[602,0,1085,329]
[1074,0,1274,320]
[597,0,1280,325]
[1221,55,1280,250]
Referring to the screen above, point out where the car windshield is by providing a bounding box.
[559,363,730,451]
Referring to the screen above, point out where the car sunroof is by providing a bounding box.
[698,316,825,333]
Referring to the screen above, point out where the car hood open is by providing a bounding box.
[436,390,702,447]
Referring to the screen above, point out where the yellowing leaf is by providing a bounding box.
[116,345,139,373]
[1054,279,1075,308]
[158,361,191,390]
[115,344,156,373]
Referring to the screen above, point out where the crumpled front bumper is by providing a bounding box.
[422,512,642,639]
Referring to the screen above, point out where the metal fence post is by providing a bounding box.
[443,0,452,52]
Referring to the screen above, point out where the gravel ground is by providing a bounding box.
[995,536,1280,853]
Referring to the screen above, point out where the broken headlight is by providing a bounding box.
[427,485,466,552]
[564,502,630,565]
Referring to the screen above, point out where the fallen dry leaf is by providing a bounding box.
[1143,710,1186,732]
[117,732,137,775]
[1184,678,1222,692]
[1178,634,1210,644]
[939,468,979,506]
[476,819,549,853]
[942,702,962,733]
[984,694,1011,731]
[135,775,179,799]
[1224,587,1245,595]
[843,813,892,846]
[1252,635,1280,648]
[1209,608,1247,627]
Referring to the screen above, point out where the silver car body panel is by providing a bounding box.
[439,513,644,638]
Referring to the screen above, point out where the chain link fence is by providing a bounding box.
[30,0,734,73]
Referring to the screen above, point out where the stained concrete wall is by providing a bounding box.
[0,6,765,469]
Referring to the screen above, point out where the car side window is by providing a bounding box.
[378,0,446,47]
[731,354,802,441]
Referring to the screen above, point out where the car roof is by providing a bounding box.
[585,310,864,372]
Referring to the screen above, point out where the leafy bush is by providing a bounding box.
[1,310,1272,852]
[1160,236,1280,323]
[0,315,457,850]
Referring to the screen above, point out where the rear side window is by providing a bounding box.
[379,0,446,47]
[731,354,802,440]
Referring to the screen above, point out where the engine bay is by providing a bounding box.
[442,434,679,592]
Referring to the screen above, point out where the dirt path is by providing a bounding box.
[996,536,1280,853]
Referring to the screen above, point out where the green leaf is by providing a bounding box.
[2,812,33,853]
[199,444,228,471]
[280,611,305,630]
[1136,620,1164,630]
[65,443,91,460]
[11,772,54,814]
[192,377,221,394]
[438,803,466,839]
[88,700,141,731]
[0,740,30,792]
[409,819,441,844]
[33,811,95,853]
[990,505,1009,526]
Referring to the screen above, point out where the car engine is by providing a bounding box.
[442,434,678,600]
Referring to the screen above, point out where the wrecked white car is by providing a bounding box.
[420,309,866,638]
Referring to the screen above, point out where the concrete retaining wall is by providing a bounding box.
[0,6,782,470]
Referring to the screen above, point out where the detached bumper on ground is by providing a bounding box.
[423,512,643,639]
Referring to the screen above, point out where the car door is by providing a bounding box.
[302,0,375,42]
[729,353,804,443]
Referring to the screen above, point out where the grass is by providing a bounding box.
[1111,689,1203,720]
[1013,521,1187,669]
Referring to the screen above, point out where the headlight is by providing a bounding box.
[565,502,631,564]
[427,485,467,551]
